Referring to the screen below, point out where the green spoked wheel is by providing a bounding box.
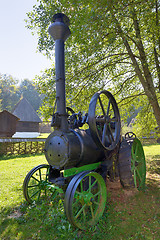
[118,136,146,190]
[131,138,146,190]
[23,164,52,204]
[64,171,107,229]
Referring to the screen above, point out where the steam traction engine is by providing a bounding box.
[23,13,146,229]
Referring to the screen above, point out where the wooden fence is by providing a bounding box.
[0,138,46,156]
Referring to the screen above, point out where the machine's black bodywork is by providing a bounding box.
[44,13,121,172]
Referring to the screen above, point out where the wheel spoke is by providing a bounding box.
[107,134,112,144]
[80,181,83,192]
[30,189,41,199]
[39,169,42,181]
[38,190,41,201]
[83,210,86,221]
[31,175,40,182]
[90,204,94,218]
[92,190,101,198]
[90,179,98,189]
[136,168,142,182]
[28,184,39,188]
[98,96,106,116]
[131,147,136,159]
[102,123,107,144]
[75,191,82,195]
[133,169,137,188]
[73,198,81,207]
[106,98,111,116]
[108,124,115,141]
[92,200,99,205]
[75,203,87,219]
[45,169,49,181]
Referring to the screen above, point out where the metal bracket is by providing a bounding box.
[51,112,61,127]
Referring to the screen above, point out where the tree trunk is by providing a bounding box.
[112,11,160,132]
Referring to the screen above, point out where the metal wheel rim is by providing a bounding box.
[88,90,121,150]
[23,164,50,203]
[131,139,146,190]
[64,171,107,229]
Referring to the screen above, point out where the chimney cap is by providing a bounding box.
[52,13,70,26]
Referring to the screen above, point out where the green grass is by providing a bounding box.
[143,144,160,155]
[0,154,47,209]
[0,144,160,240]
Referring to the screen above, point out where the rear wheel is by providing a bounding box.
[131,138,146,190]
[118,137,146,190]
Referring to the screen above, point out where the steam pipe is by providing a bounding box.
[48,13,71,131]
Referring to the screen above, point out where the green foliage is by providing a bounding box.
[0,74,20,111]
[19,78,43,111]
[0,74,43,113]
[34,68,56,119]
[25,0,160,135]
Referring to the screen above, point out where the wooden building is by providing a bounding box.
[0,110,19,137]
[12,97,42,137]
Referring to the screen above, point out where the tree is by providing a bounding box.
[19,79,43,111]
[26,0,160,136]
[0,74,20,111]
[0,74,43,114]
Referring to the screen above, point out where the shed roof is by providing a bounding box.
[12,97,42,122]
[0,110,20,120]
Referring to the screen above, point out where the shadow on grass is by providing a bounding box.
[0,199,113,240]
[0,153,44,161]
[0,200,75,240]
[1,186,160,240]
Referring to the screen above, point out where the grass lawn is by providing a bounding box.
[0,144,160,240]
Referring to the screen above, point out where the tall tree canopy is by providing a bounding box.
[0,74,20,112]
[0,74,43,113]
[19,79,43,111]
[26,0,160,136]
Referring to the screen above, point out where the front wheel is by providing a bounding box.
[23,164,51,204]
[64,171,107,229]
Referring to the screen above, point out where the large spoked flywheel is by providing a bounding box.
[88,90,121,151]
[118,134,146,190]
[64,171,107,229]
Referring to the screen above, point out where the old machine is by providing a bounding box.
[23,13,146,229]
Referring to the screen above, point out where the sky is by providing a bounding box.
[0,0,52,81]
